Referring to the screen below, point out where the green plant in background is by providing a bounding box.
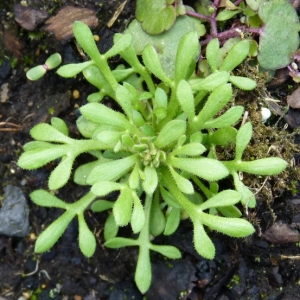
[18,21,287,294]
[26,53,62,81]
[135,0,300,72]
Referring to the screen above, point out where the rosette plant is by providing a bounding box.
[18,22,287,293]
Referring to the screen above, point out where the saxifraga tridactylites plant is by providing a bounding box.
[18,21,287,293]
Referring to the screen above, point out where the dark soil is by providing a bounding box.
[1,1,300,299]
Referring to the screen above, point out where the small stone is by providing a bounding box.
[14,4,49,31]
[0,185,29,237]
[287,87,300,108]
[263,221,300,244]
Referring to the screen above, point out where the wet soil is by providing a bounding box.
[1,1,300,299]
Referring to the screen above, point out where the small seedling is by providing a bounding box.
[26,53,62,81]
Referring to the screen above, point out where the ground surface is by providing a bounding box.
[1,1,300,299]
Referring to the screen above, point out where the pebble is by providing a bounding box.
[0,185,29,237]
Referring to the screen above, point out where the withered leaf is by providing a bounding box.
[43,6,98,42]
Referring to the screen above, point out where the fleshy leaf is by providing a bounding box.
[30,190,68,209]
[131,194,145,233]
[235,122,252,160]
[172,143,206,156]
[150,244,182,258]
[177,80,195,119]
[113,188,133,226]
[229,76,257,90]
[104,213,119,241]
[169,166,194,194]
[142,166,158,195]
[206,38,220,73]
[57,61,94,78]
[170,157,229,181]
[30,123,71,143]
[91,200,114,212]
[91,181,122,196]
[164,207,181,235]
[135,246,151,294]
[78,213,96,257]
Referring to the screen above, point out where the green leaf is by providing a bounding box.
[209,127,237,146]
[150,244,182,258]
[216,9,241,21]
[87,155,137,184]
[104,237,138,248]
[237,157,288,175]
[30,190,68,209]
[51,117,69,136]
[220,40,250,71]
[193,220,215,259]
[142,166,158,195]
[91,181,122,196]
[172,143,206,156]
[73,21,102,62]
[113,188,133,226]
[229,76,257,90]
[48,155,74,190]
[175,31,200,81]
[218,205,242,218]
[155,120,186,149]
[35,210,74,253]
[78,213,96,257]
[115,84,133,119]
[135,246,152,294]
[170,157,229,181]
[206,38,219,72]
[164,207,181,235]
[26,65,46,81]
[57,61,94,78]
[45,53,62,70]
[199,212,255,237]
[129,163,140,190]
[169,166,194,194]
[91,200,114,212]
[150,194,166,236]
[30,123,71,143]
[142,44,171,85]
[160,185,181,208]
[104,34,132,59]
[104,213,119,241]
[195,84,232,129]
[235,122,252,160]
[136,0,177,34]
[177,80,195,120]
[80,103,132,130]
[131,194,145,233]
[191,71,230,91]
[18,146,67,170]
[199,190,241,211]
[203,106,244,128]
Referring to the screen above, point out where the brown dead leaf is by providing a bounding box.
[287,87,300,108]
[43,6,98,42]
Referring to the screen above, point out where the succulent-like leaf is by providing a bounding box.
[150,194,166,236]
[104,213,119,241]
[57,61,94,78]
[155,120,186,149]
[160,185,181,208]
[113,187,133,226]
[199,212,255,237]
[206,38,220,72]
[150,244,182,258]
[203,106,244,128]
[236,157,288,175]
[26,65,46,81]
[235,122,252,160]
[172,143,206,157]
[48,155,74,190]
[175,31,200,82]
[229,76,257,90]
[164,207,181,235]
[30,123,71,143]
[51,117,69,136]
[87,155,137,184]
[135,246,152,294]
[30,190,68,209]
[73,21,102,62]
[45,53,62,69]
[142,166,158,195]
[209,127,237,146]
[191,71,230,92]
[177,80,195,120]
[170,157,229,181]
[78,213,96,257]
[104,34,132,59]
[131,194,145,233]
[35,210,75,253]
[104,237,138,247]
[91,181,122,196]
[169,166,194,194]
[91,200,114,212]
[195,84,232,129]
[199,190,241,211]
[193,220,215,259]
[219,40,250,71]
[115,84,133,119]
